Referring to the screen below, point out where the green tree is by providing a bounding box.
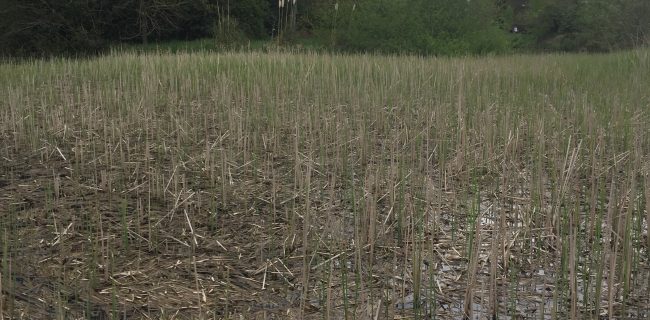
[577,0,650,50]
[105,0,214,44]
[0,0,106,57]
[211,0,272,39]
[313,0,508,55]
[339,0,429,53]
[524,0,649,51]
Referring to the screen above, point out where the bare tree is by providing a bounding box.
[135,0,191,44]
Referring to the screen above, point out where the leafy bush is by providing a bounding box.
[214,16,248,46]
[337,0,429,54]
[312,0,512,56]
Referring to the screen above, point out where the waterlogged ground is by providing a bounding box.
[1,151,648,319]
[1,50,649,319]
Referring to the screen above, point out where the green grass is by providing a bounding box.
[0,49,648,319]
[115,38,271,54]
[116,37,327,55]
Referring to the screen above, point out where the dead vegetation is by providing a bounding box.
[0,50,649,319]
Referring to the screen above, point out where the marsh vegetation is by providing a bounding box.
[0,49,649,319]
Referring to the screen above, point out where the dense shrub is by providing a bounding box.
[0,0,647,57]
[0,0,106,57]
[312,0,510,56]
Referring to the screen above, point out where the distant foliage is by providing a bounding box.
[0,0,106,57]
[527,0,650,51]
[0,0,647,57]
[213,16,248,46]
[312,0,510,55]
[0,0,272,58]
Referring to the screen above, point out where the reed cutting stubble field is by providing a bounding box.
[0,49,649,319]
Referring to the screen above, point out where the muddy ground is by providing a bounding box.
[1,141,649,320]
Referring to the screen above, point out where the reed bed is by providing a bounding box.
[0,49,649,319]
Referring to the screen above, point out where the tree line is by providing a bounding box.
[1,0,648,57]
